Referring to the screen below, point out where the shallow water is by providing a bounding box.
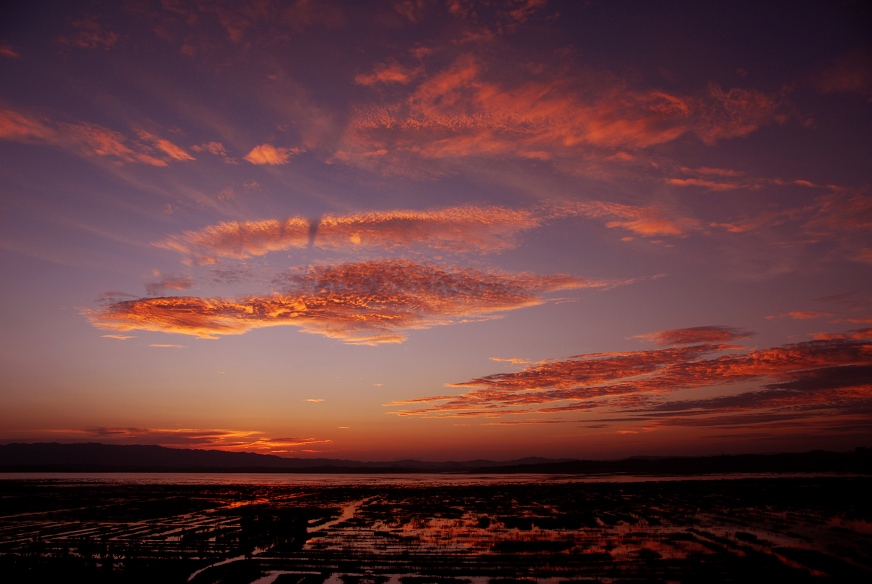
[1,476,869,582]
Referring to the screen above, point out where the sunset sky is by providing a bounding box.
[1,0,870,461]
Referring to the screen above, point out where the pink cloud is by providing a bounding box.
[634,326,755,346]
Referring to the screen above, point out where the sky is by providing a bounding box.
[1,0,871,461]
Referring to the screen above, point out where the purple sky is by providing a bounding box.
[1,0,870,460]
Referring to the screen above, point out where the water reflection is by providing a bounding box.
[0,477,869,582]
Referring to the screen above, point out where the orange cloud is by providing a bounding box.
[811,328,872,341]
[490,357,531,365]
[243,143,301,164]
[680,166,744,177]
[634,325,755,346]
[338,54,784,174]
[157,204,544,263]
[158,201,699,265]
[59,122,168,165]
[63,426,331,452]
[89,260,589,344]
[0,107,183,166]
[135,129,195,161]
[557,200,700,238]
[389,332,872,418]
[157,217,310,263]
[669,166,824,193]
[666,177,738,191]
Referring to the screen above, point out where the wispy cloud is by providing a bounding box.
[156,201,699,265]
[0,107,190,166]
[388,330,872,421]
[395,0,549,31]
[145,275,194,296]
[811,47,872,98]
[156,204,544,263]
[135,128,195,161]
[337,54,785,175]
[57,426,331,452]
[766,311,834,320]
[701,189,872,267]
[804,191,872,240]
[355,58,422,86]
[490,357,532,365]
[556,201,701,238]
[668,166,823,193]
[135,0,346,56]
[89,260,591,344]
[157,217,310,263]
[192,141,237,163]
[0,41,20,58]
[58,16,119,50]
[482,419,569,426]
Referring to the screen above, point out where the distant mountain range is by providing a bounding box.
[0,442,869,474]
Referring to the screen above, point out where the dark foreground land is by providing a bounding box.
[1,477,870,583]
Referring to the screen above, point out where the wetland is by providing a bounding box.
[1,475,870,582]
